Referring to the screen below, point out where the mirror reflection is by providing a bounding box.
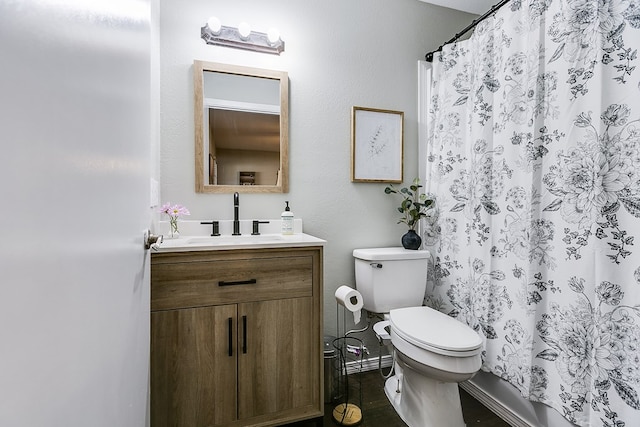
[194,61,288,193]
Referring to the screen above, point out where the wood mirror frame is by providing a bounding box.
[194,60,289,193]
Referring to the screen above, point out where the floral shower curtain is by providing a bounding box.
[424,1,640,426]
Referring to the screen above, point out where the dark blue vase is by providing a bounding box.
[401,229,421,250]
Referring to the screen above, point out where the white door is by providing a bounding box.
[0,1,152,426]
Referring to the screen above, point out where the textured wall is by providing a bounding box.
[158,0,474,341]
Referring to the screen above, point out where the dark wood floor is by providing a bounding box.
[289,369,509,426]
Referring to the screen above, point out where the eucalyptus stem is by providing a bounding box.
[384,178,435,230]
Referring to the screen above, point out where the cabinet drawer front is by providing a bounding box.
[152,255,313,311]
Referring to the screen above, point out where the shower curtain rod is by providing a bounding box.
[425,0,511,62]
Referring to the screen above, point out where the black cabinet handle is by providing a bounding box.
[242,315,247,354]
[227,317,233,357]
[218,279,257,287]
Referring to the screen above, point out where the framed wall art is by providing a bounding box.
[351,106,403,183]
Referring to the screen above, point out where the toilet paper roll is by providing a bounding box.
[335,285,364,324]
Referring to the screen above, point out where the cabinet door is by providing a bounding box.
[237,297,314,420]
[151,304,237,427]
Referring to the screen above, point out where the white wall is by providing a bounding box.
[159,0,474,339]
[418,0,496,14]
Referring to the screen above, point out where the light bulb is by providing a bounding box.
[267,28,280,44]
[238,22,251,39]
[206,16,221,34]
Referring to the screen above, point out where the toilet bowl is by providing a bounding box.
[353,247,483,427]
[384,306,482,427]
[372,307,482,426]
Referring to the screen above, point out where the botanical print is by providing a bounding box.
[511,267,561,314]
[547,0,640,98]
[449,140,512,221]
[494,318,549,402]
[491,186,557,269]
[470,17,511,85]
[425,1,640,426]
[543,103,640,263]
[446,259,512,340]
[510,126,565,172]
[366,125,388,158]
[468,21,512,127]
[439,42,468,72]
[536,277,640,425]
[352,108,403,181]
[494,46,560,133]
[510,0,553,32]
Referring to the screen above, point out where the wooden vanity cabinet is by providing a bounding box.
[150,246,323,427]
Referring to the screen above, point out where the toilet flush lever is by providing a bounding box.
[370,262,383,268]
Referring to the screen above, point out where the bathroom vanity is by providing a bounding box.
[150,234,324,426]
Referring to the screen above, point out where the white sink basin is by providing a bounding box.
[186,235,284,245]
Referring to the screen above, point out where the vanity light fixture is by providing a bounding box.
[267,28,280,45]
[206,16,222,35]
[201,17,285,55]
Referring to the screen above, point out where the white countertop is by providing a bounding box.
[151,219,325,252]
[152,232,326,253]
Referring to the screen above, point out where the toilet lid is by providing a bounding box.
[390,307,482,353]
[353,247,429,261]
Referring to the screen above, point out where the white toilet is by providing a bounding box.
[353,247,483,427]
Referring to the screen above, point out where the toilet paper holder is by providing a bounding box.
[332,285,370,425]
[335,285,364,325]
[331,336,364,426]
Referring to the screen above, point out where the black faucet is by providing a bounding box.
[233,192,241,235]
[200,220,220,236]
[251,220,270,235]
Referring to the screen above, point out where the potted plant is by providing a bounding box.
[384,178,435,249]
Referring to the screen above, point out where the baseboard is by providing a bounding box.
[459,380,532,427]
[345,354,393,375]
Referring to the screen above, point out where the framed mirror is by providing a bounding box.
[194,60,289,193]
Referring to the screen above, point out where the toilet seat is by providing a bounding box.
[390,307,482,357]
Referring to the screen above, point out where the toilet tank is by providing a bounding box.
[353,247,429,314]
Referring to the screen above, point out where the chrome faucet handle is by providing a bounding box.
[201,220,220,236]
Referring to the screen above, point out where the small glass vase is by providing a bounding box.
[401,229,422,250]
[168,217,180,239]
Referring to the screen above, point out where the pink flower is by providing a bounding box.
[159,202,190,237]
[159,202,190,219]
